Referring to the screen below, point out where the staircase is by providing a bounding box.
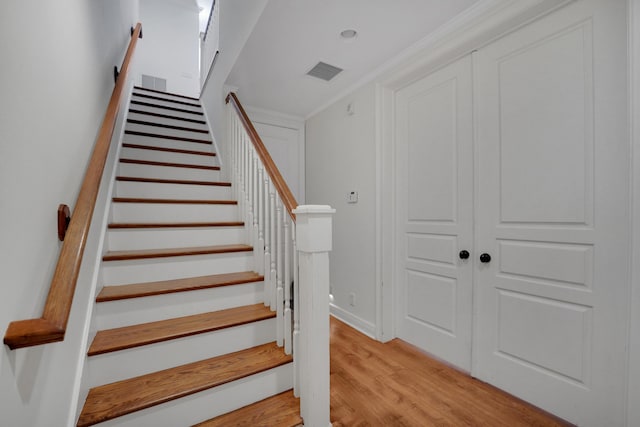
[76,87,302,426]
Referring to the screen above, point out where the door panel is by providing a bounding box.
[473,1,628,425]
[253,122,301,201]
[395,56,473,371]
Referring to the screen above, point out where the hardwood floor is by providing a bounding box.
[330,317,573,427]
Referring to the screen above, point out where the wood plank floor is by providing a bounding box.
[330,317,573,427]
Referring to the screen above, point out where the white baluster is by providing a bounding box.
[239,133,245,225]
[252,157,261,272]
[263,176,271,307]
[235,120,242,201]
[232,118,239,200]
[237,130,243,220]
[284,215,292,355]
[269,189,277,311]
[245,142,253,245]
[292,221,300,397]
[256,167,265,276]
[276,198,284,347]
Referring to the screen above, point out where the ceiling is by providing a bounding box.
[226,0,480,119]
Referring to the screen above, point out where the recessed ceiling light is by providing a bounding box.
[340,29,358,40]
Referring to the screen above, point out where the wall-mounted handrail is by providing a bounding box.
[225,92,298,220]
[3,23,143,350]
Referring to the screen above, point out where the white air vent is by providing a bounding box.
[141,74,167,92]
[306,62,343,81]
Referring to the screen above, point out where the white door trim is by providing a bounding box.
[245,105,306,204]
[627,1,640,425]
[374,0,574,342]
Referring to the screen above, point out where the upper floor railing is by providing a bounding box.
[226,92,333,427]
[3,23,143,350]
[200,0,219,91]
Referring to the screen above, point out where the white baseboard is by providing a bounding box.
[330,303,376,339]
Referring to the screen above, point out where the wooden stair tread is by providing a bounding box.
[130,100,204,116]
[112,197,236,205]
[124,130,212,144]
[103,244,253,261]
[127,118,208,133]
[129,108,206,125]
[116,176,229,186]
[120,158,219,170]
[122,143,216,156]
[97,271,263,301]
[88,304,275,356]
[108,221,244,229]
[132,92,202,108]
[76,342,292,427]
[193,390,301,427]
[124,130,213,145]
[133,85,200,101]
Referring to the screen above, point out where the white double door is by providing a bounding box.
[394,1,629,425]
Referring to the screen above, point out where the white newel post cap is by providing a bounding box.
[293,205,335,253]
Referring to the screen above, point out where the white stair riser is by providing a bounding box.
[132,89,200,104]
[131,95,203,114]
[96,282,264,329]
[101,252,254,286]
[111,202,237,223]
[107,227,245,250]
[127,111,209,131]
[128,103,206,122]
[118,162,221,182]
[122,134,214,153]
[87,319,276,387]
[115,181,231,200]
[95,281,264,329]
[120,147,217,166]
[94,364,293,427]
[125,123,211,141]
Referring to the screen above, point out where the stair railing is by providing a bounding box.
[3,23,143,350]
[226,92,333,427]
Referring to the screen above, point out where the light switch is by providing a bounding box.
[347,191,358,203]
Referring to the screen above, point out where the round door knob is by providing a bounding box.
[480,253,492,263]
[459,250,470,260]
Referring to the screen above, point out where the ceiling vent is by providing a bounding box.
[306,61,343,81]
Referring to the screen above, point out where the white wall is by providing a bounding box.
[0,1,138,425]
[628,1,640,425]
[200,0,268,155]
[306,84,377,336]
[138,0,200,98]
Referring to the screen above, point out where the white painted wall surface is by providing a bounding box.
[0,1,138,425]
[306,84,377,335]
[138,0,200,98]
[628,1,640,425]
[200,0,268,155]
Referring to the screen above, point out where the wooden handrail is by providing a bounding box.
[225,92,298,221]
[3,23,143,350]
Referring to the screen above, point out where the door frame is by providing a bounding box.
[375,0,574,342]
[627,0,640,425]
[245,105,306,204]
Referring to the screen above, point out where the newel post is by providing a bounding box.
[293,205,335,427]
